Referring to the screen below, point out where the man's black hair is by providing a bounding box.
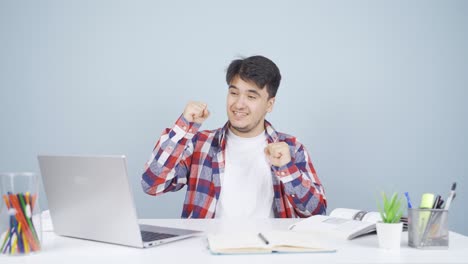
[226,55,281,99]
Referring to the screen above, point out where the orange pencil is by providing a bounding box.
[8,194,38,251]
[2,194,10,209]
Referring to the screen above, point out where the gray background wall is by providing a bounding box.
[1,1,467,235]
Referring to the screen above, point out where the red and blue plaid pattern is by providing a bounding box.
[142,115,327,218]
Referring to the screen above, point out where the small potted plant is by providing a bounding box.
[376,192,404,249]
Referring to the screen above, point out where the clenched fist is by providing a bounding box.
[264,142,292,167]
[183,101,210,124]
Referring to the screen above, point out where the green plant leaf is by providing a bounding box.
[382,192,389,213]
[377,191,403,223]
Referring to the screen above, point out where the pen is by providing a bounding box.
[432,182,457,239]
[258,232,269,245]
[426,183,457,243]
[443,182,457,210]
[436,198,444,209]
[432,195,441,209]
[404,192,413,209]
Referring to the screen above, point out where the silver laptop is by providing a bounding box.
[38,155,201,248]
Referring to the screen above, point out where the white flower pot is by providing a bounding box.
[376,222,403,250]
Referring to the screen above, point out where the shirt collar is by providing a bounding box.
[218,119,279,150]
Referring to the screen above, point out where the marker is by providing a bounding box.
[420,193,435,209]
[418,193,435,239]
[420,194,441,246]
[405,192,413,209]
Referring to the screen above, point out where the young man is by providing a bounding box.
[141,55,326,218]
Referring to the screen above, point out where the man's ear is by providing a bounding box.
[267,97,275,113]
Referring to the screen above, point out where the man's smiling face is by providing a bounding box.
[226,75,275,137]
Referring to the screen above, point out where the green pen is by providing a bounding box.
[18,193,39,244]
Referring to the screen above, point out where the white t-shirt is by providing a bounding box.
[215,129,274,219]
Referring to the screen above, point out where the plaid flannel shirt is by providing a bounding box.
[141,115,327,218]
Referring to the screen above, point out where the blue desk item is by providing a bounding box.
[404,192,413,209]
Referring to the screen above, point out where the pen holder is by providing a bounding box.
[0,172,42,255]
[408,208,448,249]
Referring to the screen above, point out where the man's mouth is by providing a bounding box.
[233,111,248,117]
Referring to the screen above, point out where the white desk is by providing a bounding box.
[3,218,468,264]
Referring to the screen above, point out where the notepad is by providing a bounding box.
[206,230,336,254]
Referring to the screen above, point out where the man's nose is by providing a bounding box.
[234,95,246,108]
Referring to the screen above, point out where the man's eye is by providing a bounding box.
[230,92,237,95]
[248,96,256,100]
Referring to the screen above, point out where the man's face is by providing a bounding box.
[226,75,275,137]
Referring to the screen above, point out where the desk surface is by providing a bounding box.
[3,218,468,264]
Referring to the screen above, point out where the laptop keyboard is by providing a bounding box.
[140,230,178,242]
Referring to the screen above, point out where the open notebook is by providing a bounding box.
[289,208,408,240]
[207,230,336,254]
